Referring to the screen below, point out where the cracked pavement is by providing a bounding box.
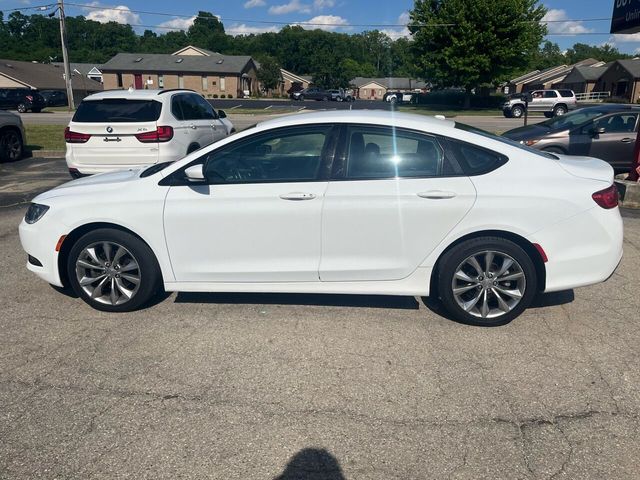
[1,158,639,479]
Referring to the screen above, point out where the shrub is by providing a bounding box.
[227,94,233,99]
[212,94,219,98]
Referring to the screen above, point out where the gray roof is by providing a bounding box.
[0,59,103,91]
[53,62,103,75]
[102,53,255,75]
[563,64,611,83]
[615,59,640,78]
[351,77,427,89]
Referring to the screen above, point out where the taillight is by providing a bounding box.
[135,126,173,143]
[26,95,33,101]
[64,127,91,143]
[592,185,619,209]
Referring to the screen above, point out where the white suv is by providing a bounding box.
[65,89,234,177]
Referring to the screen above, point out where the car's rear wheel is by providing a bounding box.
[67,228,162,312]
[553,105,567,116]
[0,129,23,162]
[511,105,524,118]
[437,237,537,326]
[16,103,27,113]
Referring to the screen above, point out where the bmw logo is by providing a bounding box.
[106,126,113,133]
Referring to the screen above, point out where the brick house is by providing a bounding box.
[101,46,259,97]
[594,59,640,103]
[351,77,428,100]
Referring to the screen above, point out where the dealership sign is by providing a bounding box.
[611,0,640,33]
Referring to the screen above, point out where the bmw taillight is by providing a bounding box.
[135,126,173,143]
[26,95,33,101]
[64,127,91,143]
[592,185,619,209]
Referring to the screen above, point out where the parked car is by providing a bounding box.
[0,88,46,113]
[327,89,355,102]
[20,111,622,327]
[503,105,640,172]
[40,89,68,107]
[65,89,234,177]
[0,110,26,162]
[291,87,331,101]
[503,89,577,119]
[384,91,415,104]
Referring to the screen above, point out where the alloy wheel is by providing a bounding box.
[75,241,141,306]
[0,132,22,161]
[451,250,526,319]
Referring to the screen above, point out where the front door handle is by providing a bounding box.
[279,192,316,201]
[621,137,634,143]
[417,190,457,199]
[189,123,197,130]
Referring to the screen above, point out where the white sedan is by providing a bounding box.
[19,111,623,326]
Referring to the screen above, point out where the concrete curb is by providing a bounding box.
[615,174,640,209]
[27,150,65,159]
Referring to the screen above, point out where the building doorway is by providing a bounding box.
[134,74,143,89]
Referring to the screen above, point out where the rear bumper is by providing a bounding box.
[65,149,178,175]
[527,206,624,292]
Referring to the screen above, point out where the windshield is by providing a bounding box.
[455,122,557,159]
[73,99,162,123]
[537,109,608,130]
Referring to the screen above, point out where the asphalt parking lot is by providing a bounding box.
[1,157,640,479]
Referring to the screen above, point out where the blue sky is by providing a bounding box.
[3,0,640,53]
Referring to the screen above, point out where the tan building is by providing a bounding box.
[557,64,610,94]
[277,69,311,96]
[101,46,259,98]
[351,77,428,100]
[594,59,640,102]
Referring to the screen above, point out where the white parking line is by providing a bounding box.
[229,105,242,110]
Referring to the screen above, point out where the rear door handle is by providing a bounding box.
[621,138,634,143]
[189,123,197,130]
[279,192,316,201]
[417,190,457,199]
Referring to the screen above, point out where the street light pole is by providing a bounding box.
[57,0,75,111]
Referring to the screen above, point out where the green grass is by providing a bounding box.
[25,124,66,151]
[398,105,548,118]
[42,106,75,113]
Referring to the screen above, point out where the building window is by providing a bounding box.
[178,75,184,89]
[202,76,208,91]
[158,74,164,88]
[220,76,226,92]
[116,73,123,88]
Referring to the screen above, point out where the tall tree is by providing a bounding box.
[256,55,281,94]
[409,0,547,106]
[565,43,632,64]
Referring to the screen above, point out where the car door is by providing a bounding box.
[163,124,339,283]
[588,112,638,170]
[0,90,9,109]
[191,94,226,143]
[319,125,477,282]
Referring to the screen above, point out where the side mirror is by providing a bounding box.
[590,127,606,137]
[218,110,226,118]
[184,164,205,181]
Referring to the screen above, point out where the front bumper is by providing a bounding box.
[19,217,66,287]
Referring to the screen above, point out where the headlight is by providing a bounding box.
[25,203,49,224]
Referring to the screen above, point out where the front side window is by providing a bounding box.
[343,126,445,179]
[192,94,216,119]
[201,125,332,184]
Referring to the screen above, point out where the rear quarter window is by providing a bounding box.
[73,99,162,123]
[558,90,575,98]
[447,140,508,176]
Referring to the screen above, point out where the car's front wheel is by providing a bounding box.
[437,237,537,326]
[16,103,27,113]
[511,105,524,118]
[0,129,23,162]
[67,228,162,312]
[553,105,567,117]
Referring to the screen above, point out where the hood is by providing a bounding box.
[34,168,143,202]
[502,124,556,141]
[555,154,613,184]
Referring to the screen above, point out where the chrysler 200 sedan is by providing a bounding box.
[19,111,623,326]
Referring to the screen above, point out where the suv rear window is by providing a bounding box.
[558,90,574,98]
[73,99,162,123]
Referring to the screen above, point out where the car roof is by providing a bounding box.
[579,104,640,113]
[81,89,194,101]
[255,110,456,131]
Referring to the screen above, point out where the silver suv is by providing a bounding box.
[503,89,577,119]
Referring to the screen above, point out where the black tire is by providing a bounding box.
[437,237,538,327]
[543,112,553,118]
[511,105,524,118]
[322,96,328,101]
[187,143,200,154]
[553,105,567,117]
[390,97,398,105]
[503,111,513,119]
[16,103,27,113]
[66,228,162,312]
[0,129,24,162]
[298,95,305,101]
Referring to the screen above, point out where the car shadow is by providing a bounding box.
[273,448,345,480]
[50,284,173,309]
[175,291,420,310]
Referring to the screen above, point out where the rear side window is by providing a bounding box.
[558,90,574,98]
[73,99,162,122]
[447,141,508,176]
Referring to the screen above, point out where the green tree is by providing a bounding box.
[409,0,547,106]
[528,41,566,71]
[187,12,227,53]
[257,55,281,93]
[565,42,632,64]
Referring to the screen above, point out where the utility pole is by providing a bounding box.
[57,0,75,111]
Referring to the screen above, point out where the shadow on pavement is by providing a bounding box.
[273,448,345,480]
[175,292,420,310]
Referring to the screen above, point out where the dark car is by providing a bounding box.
[291,87,331,101]
[0,88,46,113]
[502,105,640,172]
[40,89,68,107]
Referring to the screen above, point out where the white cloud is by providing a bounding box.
[86,4,141,25]
[313,0,335,9]
[244,0,266,8]
[269,0,311,15]
[157,16,196,31]
[227,23,280,35]
[296,15,349,31]
[542,9,592,35]
[380,12,411,41]
[610,32,640,43]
